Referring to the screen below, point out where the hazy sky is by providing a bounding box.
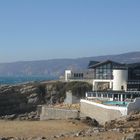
[0,0,140,62]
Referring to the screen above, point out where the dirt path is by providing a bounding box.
[0,120,88,137]
[0,120,125,140]
[59,132,124,140]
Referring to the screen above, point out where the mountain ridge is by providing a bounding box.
[0,51,140,77]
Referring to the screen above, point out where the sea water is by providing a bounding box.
[0,76,57,85]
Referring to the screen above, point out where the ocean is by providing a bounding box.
[0,76,56,85]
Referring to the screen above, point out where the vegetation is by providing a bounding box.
[65,81,92,98]
[48,81,92,100]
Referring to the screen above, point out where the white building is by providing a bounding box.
[65,60,140,101]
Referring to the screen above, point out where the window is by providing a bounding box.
[95,63,113,79]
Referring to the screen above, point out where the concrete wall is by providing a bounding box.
[127,98,140,114]
[80,99,127,124]
[64,91,80,104]
[40,106,79,120]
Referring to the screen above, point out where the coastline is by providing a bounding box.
[0,76,58,85]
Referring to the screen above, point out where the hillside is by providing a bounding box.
[0,51,140,77]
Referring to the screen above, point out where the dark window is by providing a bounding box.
[128,66,140,80]
[95,62,113,79]
[127,82,140,91]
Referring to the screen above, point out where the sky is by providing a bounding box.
[0,0,140,62]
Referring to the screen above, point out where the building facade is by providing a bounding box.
[88,60,128,91]
[65,60,140,101]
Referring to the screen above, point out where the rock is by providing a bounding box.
[123,132,140,140]
[0,111,39,121]
[90,119,99,127]
[0,138,8,140]
[0,138,21,140]
[75,133,79,137]
[84,117,99,127]
[104,120,116,129]
[78,130,85,136]
[94,129,100,133]
[41,137,46,140]
[27,93,40,104]
[111,128,122,133]
[59,134,65,137]
[5,114,17,120]
[129,127,135,133]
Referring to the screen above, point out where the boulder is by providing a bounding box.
[123,133,140,140]
[84,117,99,127]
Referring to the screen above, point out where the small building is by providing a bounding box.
[65,69,94,84]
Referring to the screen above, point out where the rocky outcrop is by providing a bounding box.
[81,117,99,127]
[0,83,44,116]
[105,113,140,130]
[0,81,92,118]
[0,137,50,140]
[122,133,140,140]
[0,111,39,120]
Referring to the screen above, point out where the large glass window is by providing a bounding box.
[95,63,113,79]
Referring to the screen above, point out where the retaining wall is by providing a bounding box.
[40,106,79,120]
[80,99,127,124]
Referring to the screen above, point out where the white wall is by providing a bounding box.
[113,69,128,91]
[80,99,127,124]
[65,70,71,81]
[81,99,127,116]
[80,98,140,123]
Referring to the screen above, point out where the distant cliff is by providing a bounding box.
[0,51,140,77]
